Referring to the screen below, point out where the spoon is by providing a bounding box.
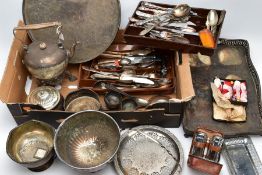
[206,10,218,33]
[84,66,156,85]
[150,30,190,44]
[141,2,195,17]
[104,83,149,107]
[122,98,138,111]
[173,4,191,18]
[119,58,131,66]
[145,95,171,109]
[119,55,161,66]
[211,10,226,35]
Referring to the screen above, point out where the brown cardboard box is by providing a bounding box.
[0,21,195,128]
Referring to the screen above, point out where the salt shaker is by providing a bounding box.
[191,132,208,157]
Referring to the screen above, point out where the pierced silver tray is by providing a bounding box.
[223,136,262,175]
[114,125,183,175]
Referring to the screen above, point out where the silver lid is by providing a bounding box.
[27,86,60,110]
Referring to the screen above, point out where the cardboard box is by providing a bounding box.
[0,21,195,128]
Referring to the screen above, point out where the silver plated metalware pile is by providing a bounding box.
[4,0,262,175]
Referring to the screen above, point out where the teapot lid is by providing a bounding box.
[24,40,66,69]
[27,86,60,110]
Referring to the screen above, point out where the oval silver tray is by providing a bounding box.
[223,136,262,175]
[114,125,183,175]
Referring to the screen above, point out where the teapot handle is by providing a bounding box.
[13,22,62,45]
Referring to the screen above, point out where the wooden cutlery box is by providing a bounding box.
[124,1,226,56]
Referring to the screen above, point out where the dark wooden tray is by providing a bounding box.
[183,39,262,138]
[78,51,176,95]
[78,30,177,95]
[124,1,226,56]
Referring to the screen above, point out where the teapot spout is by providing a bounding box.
[68,41,80,58]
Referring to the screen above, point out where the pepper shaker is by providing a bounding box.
[205,135,224,162]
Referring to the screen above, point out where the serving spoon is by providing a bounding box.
[104,83,149,107]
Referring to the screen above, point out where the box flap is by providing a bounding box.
[173,53,195,102]
[0,21,30,103]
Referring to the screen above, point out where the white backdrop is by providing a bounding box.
[0,0,262,175]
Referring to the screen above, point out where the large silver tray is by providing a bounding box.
[23,0,121,63]
[114,125,183,175]
[223,136,262,175]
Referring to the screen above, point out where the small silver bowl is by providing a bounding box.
[64,88,101,112]
[54,110,120,173]
[6,120,55,172]
[104,91,122,110]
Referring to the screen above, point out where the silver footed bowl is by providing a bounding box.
[6,120,55,172]
[54,110,120,173]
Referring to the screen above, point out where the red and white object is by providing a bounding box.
[240,82,247,102]
[214,78,247,103]
[233,80,241,101]
[214,78,233,100]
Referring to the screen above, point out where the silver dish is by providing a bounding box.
[6,120,55,172]
[64,88,101,112]
[54,110,120,173]
[223,136,262,175]
[114,125,183,175]
[27,86,60,110]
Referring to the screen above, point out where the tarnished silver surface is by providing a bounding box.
[150,30,190,44]
[223,136,262,175]
[23,0,121,63]
[114,125,183,175]
[218,47,243,65]
[104,83,149,107]
[65,96,101,112]
[13,22,75,83]
[6,120,55,171]
[173,4,191,18]
[54,111,120,173]
[183,40,262,137]
[27,86,60,110]
[25,57,68,80]
[64,88,100,110]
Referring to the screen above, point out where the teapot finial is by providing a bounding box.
[39,42,47,50]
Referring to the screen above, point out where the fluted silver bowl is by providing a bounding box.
[54,110,120,173]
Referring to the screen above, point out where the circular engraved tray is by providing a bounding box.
[114,125,183,175]
[23,0,120,63]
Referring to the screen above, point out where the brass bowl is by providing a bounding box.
[6,120,55,172]
[54,110,120,173]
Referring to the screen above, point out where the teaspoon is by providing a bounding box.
[206,10,218,33]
